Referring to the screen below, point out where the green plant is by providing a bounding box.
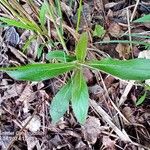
[93,24,106,38]
[1,32,150,124]
[0,1,68,54]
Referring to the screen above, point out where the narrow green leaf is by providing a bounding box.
[134,14,150,23]
[93,24,106,38]
[95,40,150,47]
[76,0,83,32]
[0,17,35,31]
[46,50,76,62]
[71,69,89,124]
[39,2,47,26]
[37,45,44,59]
[50,81,71,123]
[75,32,88,62]
[87,58,150,80]
[136,91,147,106]
[0,63,75,81]
[22,35,36,53]
[55,0,63,35]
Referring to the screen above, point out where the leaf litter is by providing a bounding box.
[0,0,150,149]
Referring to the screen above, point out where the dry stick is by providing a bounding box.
[6,100,45,150]
[91,100,150,149]
[118,7,135,106]
[90,100,131,142]
[126,7,133,51]
[99,73,130,123]
[130,0,140,22]
[119,80,135,106]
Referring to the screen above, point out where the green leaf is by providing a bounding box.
[0,17,35,31]
[71,69,89,124]
[22,35,36,53]
[136,91,147,106]
[134,14,150,23]
[39,2,47,26]
[46,50,76,62]
[75,32,88,62]
[37,45,44,59]
[93,24,106,38]
[87,58,150,80]
[0,63,75,81]
[50,81,71,123]
[55,0,64,35]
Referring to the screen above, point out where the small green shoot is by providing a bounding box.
[39,2,48,27]
[93,24,106,38]
[136,91,147,106]
[75,32,88,62]
[76,0,83,32]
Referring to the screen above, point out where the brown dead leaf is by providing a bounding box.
[83,68,94,85]
[2,83,24,100]
[61,2,73,17]
[108,22,123,37]
[22,115,41,132]
[16,84,35,113]
[105,2,117,10]
[89,84,104,95]
[82,116,101,144]
[115,43,130,58]
[75,141,87,149]
[102,136,116,150]
[122,107,136,123]
[22,3,33,15]
[104,76,115,88]
[25,133,40,150]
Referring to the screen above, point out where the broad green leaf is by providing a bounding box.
[39,2,47,26]
[0,63,75,81]
[136,91,147,106]
[134,14,150,23]
[0,17,35,31]
[71,69,89,124]
[50,81,71,123]
[75,32,88,62]
[93,24,106,38]
[87,58,150,80]
[46,50,76,62]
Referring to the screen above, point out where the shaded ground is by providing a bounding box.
[0,0,150,149]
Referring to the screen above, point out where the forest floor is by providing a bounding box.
[0,0,150,150]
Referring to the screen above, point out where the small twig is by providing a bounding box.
[90,99,131,142]
[119,80,135,106]
[126,7,133,52]
[130,0,140,22]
